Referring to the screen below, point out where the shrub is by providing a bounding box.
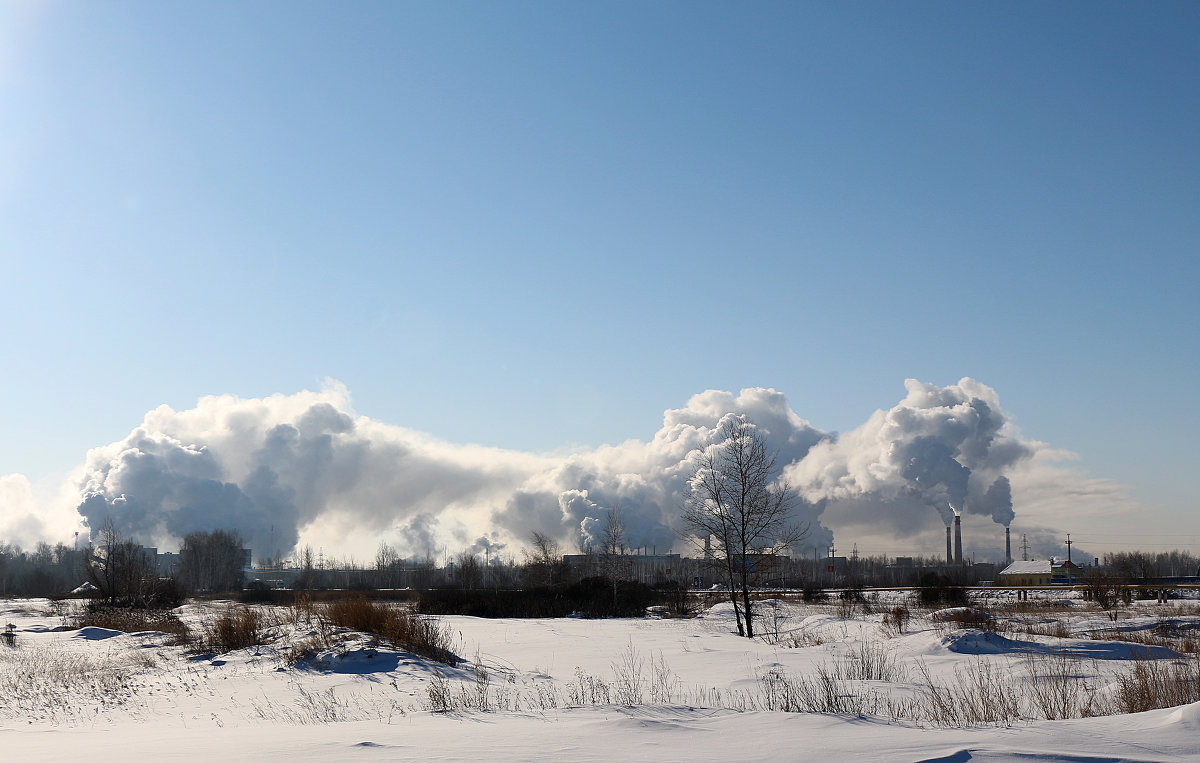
[191,605,265,654]
[320,595,457,666]
[801,581,828,602]
[1112,654,1200,713]
[881,605,910,637]
[652,580,694,618]
[917,573,969,607]
[71,602,189,643]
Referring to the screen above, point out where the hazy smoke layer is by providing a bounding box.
[64,378,1113,561]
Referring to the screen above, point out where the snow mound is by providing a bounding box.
[73,626,122,640]
[941,629,1183,661]
[297,643,438,675]
[931,607,994,623]
[1161,701,1200,731]
[942,629,1024,655]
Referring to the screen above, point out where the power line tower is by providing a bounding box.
[1021,534,1029,561]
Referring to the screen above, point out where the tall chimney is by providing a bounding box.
[946,525,952,564]
[953,514,962,564]
[1005,527,1011,565]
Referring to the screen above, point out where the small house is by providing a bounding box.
[998,560,1052,586]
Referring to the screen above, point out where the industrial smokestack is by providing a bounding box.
[1005,526,1011,565]
[946,525,952,564]
[953,514,962,565]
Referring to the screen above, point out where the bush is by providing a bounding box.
[1112,653,1200,713]
[881,605,910,637]
[71,602,189,643]
[801,581,828,602]
[320,595,458,666]
[651,580,694,618]
[917,573,969,607]
[189,605,266,654]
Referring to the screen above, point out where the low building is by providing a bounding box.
[998,560,1052,586]
[1051,558,1083,583]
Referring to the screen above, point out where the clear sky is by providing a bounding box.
[2,2,1198,555]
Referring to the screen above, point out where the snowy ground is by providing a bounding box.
[1,593,1199,761]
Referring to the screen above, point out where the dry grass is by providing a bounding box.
[319,595,458,666]
[1112,654,1200,713]
[1021,619,1073,639]
[0,640,159,725]
[70,604,189,644]
[1086,619,1200,654]
[191,605,267,654]
[880,605,910,638]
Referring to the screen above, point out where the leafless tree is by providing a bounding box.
[455,550,483,590]
[85,518,160,607]
[601,504,629,557]
[295,544,318,590]
[681,415,806,638]
[523,531,564,587]
[178,529,245,593]
[375,542,402,589]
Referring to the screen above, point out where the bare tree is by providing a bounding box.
[523,531,564,587]
[295,544,318,590]
[375,542,402,589]
[601,504,629,557]
[85,519,160,607]
[682,416,806,638]
[455,550,483,590]
[178,529,245,593]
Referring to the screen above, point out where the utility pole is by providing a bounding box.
[1065,533,1074,583]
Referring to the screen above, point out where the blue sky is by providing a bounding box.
[2,2,1198,551]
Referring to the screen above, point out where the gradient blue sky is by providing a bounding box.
[2,2,1198,546]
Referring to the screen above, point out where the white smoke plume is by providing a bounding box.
[785,378,1034,540]
[52,377,1132,562]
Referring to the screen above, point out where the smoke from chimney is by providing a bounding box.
[51,378,1100,564]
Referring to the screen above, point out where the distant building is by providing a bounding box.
[156,552,180,577]
[562,553,681,584]
[998,558,1083,586]
[998,560,1052,586]
[1051,558,1083,583]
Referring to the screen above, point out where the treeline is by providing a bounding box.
[5,526,1198,602]
[0,524,248,601]
[1102,550,1200,579]
[0,541,87,597]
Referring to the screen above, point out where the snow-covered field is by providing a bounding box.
[2,594,1199,761]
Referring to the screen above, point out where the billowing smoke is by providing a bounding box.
[899,437,971,525]
[977,476,1014,527]
[786,378,1033,541]
[491,388,833,555]
[56,377,1128,562]
[75,383,546,561]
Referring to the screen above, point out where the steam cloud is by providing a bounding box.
[787,379,1030,538]
[53,378,1121,561]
